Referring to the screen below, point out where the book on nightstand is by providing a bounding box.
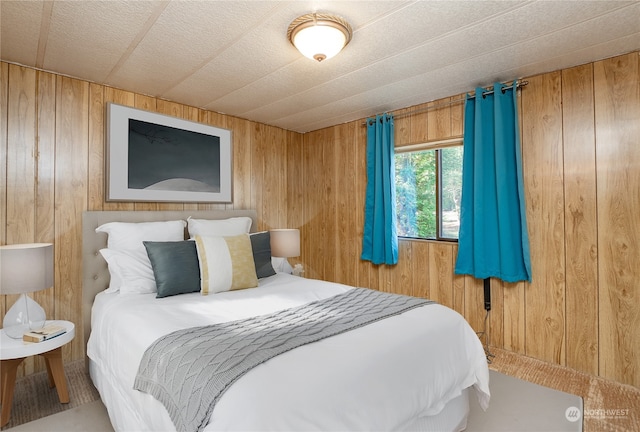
[23,324,67,343]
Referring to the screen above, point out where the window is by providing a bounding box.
[395,144,463,241]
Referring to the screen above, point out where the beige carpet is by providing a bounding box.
[2,351,638,431]
[488,348,640,432]
[1,360,100,430]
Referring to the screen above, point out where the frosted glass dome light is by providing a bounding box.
[287,13,352,62]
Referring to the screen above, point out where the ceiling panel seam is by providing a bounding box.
[35,1,54,69]
[158,2,288,98]
[104,1,170,84]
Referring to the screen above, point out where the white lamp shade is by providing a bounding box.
[270,229,300,258]
[0,243,54,295]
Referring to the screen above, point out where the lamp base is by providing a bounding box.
[3,294,46,339]
[271,257,293,274]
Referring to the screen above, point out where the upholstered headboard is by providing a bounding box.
[82,210,258,355]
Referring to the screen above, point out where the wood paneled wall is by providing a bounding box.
[299,52,639,388]
[1,51,638,388]
[0,62,301,376]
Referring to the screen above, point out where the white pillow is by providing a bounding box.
[96,220,186,250]
[103,262,123,293]
[187,217,252,238]
[99,248,156,294]
[194,234,258,295]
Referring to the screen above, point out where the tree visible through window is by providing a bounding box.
[395,145,463,240]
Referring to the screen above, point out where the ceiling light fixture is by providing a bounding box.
[287,13,352,62]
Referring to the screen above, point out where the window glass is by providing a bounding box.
[440,146,463,239]
[395,145,462,241]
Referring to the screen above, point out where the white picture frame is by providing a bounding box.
[106,103,232,203]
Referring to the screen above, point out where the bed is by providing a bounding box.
[83,210,490,432]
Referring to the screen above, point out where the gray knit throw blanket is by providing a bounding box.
[134,287,435,432]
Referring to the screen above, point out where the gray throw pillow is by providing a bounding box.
[143,241,201,298]
[250,232,277,278]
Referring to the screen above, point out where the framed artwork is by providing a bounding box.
[106,103,232,203]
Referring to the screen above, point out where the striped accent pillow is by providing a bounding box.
[195,234,258,295]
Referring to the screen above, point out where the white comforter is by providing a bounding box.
[88,274,490,431]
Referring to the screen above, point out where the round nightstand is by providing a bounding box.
[0,320,75,427]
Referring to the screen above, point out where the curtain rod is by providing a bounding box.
[365,80,529,124]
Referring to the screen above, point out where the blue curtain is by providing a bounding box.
[454,82,531,283]
[361,114,398,265]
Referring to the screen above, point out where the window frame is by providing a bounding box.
[394,137,463,243]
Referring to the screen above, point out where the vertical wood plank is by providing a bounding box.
[285,130,303,269]
[301,132,314,278]
[393,107,411,147]
[259,125,286,229]
[228,116,252,211]
[395,241,414,296]
[0,62,7,323]
[34,70,56,354]
[322,128,337,282]
[410,102,429,144]
[303,129,324,279]
[502,281,526,354]
[450,96,464,137]
[502,88,526,355]
[451,244,465,316]
[411,242,430,299]
[594,52,640,387]
[300,132,312,277]
[274,127,288,228]
[428,98,451,141]
[562,63,599,376]
[378,261,393,293]
[521,71,566,365]
[428,243,453,308]
[335,123,358,286]
[135,94,156,112]
[6,64,37,245]
[250,123,264,228]
[464,275,485,337]
[54,75,88,362]
[156,99,181,118]
[207,110,227,130]
[286,129,303,229]
[88,83,105,211]
[35,71,56,243]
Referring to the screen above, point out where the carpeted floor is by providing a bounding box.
[2,350,638,431]
[488,348,640,432]
[1,360,100,430]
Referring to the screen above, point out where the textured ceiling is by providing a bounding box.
[2,0,639,133]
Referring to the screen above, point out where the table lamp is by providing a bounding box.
[0,243,53,339]
[270,229,300,274]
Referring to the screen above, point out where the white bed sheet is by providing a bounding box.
[88,273,490,431]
